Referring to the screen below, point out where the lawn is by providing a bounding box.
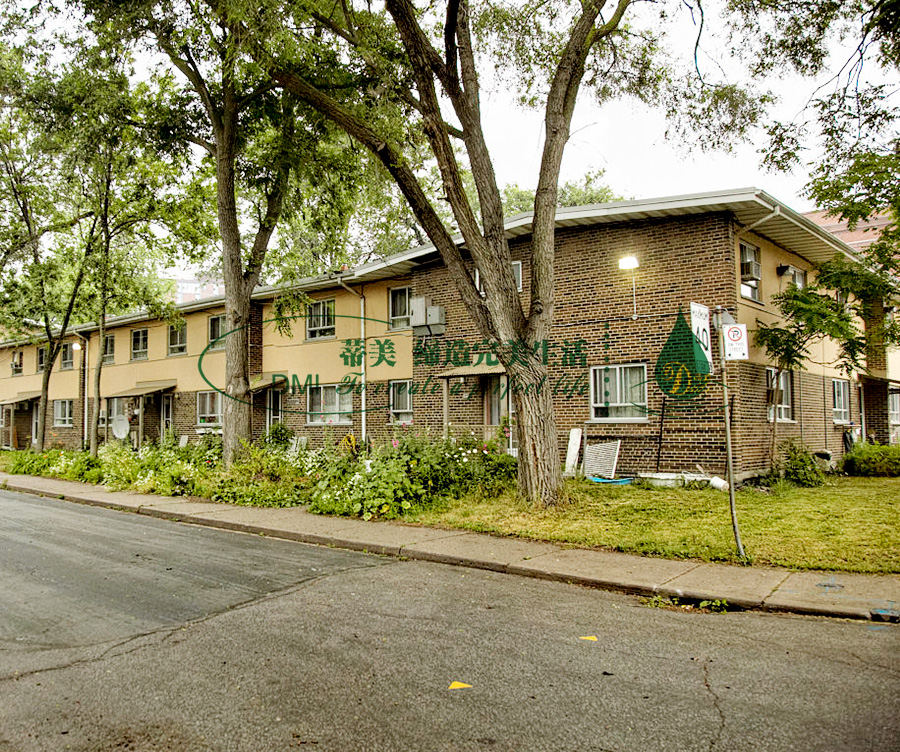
[410,477,900,574]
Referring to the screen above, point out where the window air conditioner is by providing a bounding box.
[740,260,761,281]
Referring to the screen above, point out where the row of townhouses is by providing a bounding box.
[2,187,898,478]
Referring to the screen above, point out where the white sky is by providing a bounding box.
[481,92,815,212]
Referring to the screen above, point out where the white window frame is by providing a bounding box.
[389,380,413,424]
[306,300,336,340]
[197,391,223,425]
[475,262,523,296]
[790,267,807,289]
[208,314,226,350]
[102,334,115,365]
[53,399,74,428]
[832,378,850,424]
[168,323,187,356]
[766,368,794,422]
[389,287,411,330]
[890,390,900,426]
[131,328,148,361]
[306,384,352,424]
[37,347,47,373]
[589,363,648,422]
[267,388,283,430]
[11,350,23,376]
[740,242,762,302]
[99,396,126,427]
[60,343,74,370]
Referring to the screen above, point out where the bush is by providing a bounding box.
[6,450,60,476]
[841,442,900,477]
[780,439,825,488]
[263,421,294,450]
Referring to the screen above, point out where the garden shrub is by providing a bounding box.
[263,422,294,450]
[779,439,825,487]
[841,442,900,477]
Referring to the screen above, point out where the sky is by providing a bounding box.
[481,92,815,213]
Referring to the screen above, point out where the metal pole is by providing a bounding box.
[716,308,745,559]
[631,270,637,320]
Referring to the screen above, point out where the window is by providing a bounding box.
[389,380,413,424]
[307,384,352,424]
[102,334,115,365]
[790,267,807,289]
[740,242,762,302]
[99,397,126,427]
[766,368,794,421]
[11,351,23,376]
[208,314,226,350]
[60,343,74,370]
[389,288,411,330]
[306,300,335,340]
[37,347,47,373]
[590,364,648,420]
[131,329,148,360]
[475,262,523,295]
[168,323,187,356]
[832,379,850,424]
[197,391,223,425]
[889,391,899,426]
[267,389,283,430]
[53,399,74,427]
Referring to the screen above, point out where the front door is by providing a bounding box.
[31,402,39,446]
[161,394,174,436]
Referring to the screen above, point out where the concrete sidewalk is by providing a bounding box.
[2,471,898,622]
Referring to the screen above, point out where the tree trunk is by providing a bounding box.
[35,348,56,452]
[216,128,251,465]
[506,360,560,503]
[90,317,106,457]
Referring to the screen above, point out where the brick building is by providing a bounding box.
[2,187,896,477]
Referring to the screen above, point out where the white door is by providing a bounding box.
[161,394,174,435]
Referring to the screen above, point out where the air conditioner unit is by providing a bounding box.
[413,303,446,336]
[740,260,761,281]
[409,296,429,327]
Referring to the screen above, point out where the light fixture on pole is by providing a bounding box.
[618,255,639,319]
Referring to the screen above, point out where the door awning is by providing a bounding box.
[0,390,42,405]
[436,363,506,379]
[249,372,289,392]
[109,380,177,398]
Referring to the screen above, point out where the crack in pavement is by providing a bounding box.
[702,660,726,752]
[0,563,388,684]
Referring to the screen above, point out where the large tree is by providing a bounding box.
[81,0,392,463]
[214,0,773,506]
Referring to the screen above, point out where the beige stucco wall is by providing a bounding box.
[734,232,857,380]
[260,282,413,387]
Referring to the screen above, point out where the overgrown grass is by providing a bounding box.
[2,441,897,573]
[410,477,900,574]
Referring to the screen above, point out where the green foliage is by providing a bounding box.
[500,170,623,216]
[754,286,865,376]
[779,439,825,488]
[263,421,294,450]
[841,443,900,477]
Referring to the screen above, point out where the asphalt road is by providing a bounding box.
[0,490,898,752]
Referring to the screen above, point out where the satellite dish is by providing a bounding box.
[111,414,130,440]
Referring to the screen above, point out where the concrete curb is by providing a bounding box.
[2,473,898,623]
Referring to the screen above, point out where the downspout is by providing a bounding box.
[336,276,366,444]
[735,205,781,239]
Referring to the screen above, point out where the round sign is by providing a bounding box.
[111,414,130,440]
[727,326,744,342]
